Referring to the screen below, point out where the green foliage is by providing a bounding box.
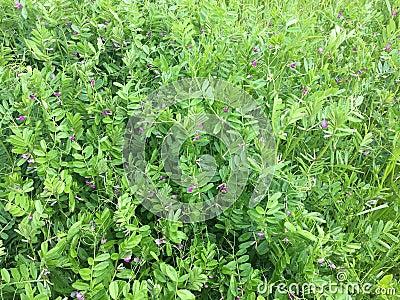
[0,0,399,299]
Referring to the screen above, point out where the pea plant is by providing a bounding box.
[0,0,399,299]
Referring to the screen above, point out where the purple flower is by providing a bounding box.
[252,61,258,67]
[29,94,35,99]
[113,42,119,48]
[103,110,110,116]
[76,292,85,300]
[321,119,328,129]
[385,43,391,51]
[17,115,26,121]
[329,263,336,269]
[159,175,164,180]
[268,23,273,26]
[15,2,22,8]
[302,89,308,95]
[123,256,131,263]
[253,47,259,53]
[198,123,203,127]
[223,108,229,113]
[208,275,214,279]
[73,31,78,35]
[290,62,296,68]
[335,78,340,83]
[90,184,95,189]
[283,237,290,243]
[318,258,325,264]
[22,154,29,160]
[138,127,143,134]
[362,151,370,156]
[187,187,194,193]
[257,231,264,239]
[54,92,60,97]
[90,78,95,86]
[353,47,357,51]
[288,294,294,299]
[28,214,33,220]
[204,284,208,288]
[392,11,397,16]
[171,194,178,199]
[51,73,56,79]
[101,237,107,244]
[171,40,176,44]
[155,238,166,245]
[195,135,201,140]
[85,181,91,186]
[189,45,193,49]
[369,200,377,204]
[200,29,205,34]
[70,135,75,141]
[338,11,343,18]
[318,47,323,53]
[133,257,140,263]
[66,22,72,27]
[286,211,291,217]
[65,9,69,13]
[104,21,109,26]
[219,184,229,194]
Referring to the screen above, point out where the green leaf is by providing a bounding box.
[379,274,393,287]
[109,281,119,299]
[21,8,28,19]
[67,221,81,241]
[284,222,296,232]
[165,264,178,282]
[95,253,111,262]
[256,240,269,255]
[177,289,195,300]
[72,281,90,290]
[45,239,67,260]
[79,268,92,281]
[93,261,110,271]
[1,268,10,283]
[297,230,317,242]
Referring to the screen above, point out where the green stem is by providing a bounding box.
[0,140,12,164]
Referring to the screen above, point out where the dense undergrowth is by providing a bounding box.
[0,0,399,299]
